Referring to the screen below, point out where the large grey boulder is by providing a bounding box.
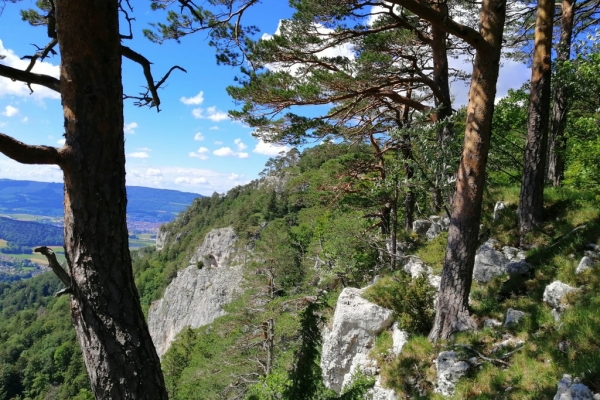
[473,239,530,283]
[434,351,470,396]
[426,222,442,241]
[504,309,527,327]
[553,374,595,400]
[413,220,433,236]
[321,287,394,393]
[190,227,241,267]
[543,281,577,309]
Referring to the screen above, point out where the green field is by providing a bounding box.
[128,234,156,249]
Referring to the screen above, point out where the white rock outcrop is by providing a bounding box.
[576,257,595,274]
[155,225,169,251]
[434,351,470,396]
[553,374,595,400]
[189,227,241,267]
[543,281,577,309]
[148,227,245,357]
[321,287,395,393]
[473,239,529,283]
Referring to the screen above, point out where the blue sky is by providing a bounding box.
[0,1,529,196]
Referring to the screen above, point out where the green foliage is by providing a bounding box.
[0,216,63,247]
[0,275,90,399]
[364,273,435,335]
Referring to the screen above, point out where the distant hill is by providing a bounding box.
[0,179,202,223]
[0,216,63,247]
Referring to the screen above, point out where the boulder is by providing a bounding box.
[473,239,530,283]
[391,322,408,356]
[576,257,595,274]
[553,374,594,400]
[155,225,169,251]
[504,309,526,327]
[321,287,394,393]
[434,351,470,396]
[413,220,433,236]
[543,281,577,309]
[367,378,398,400]
[403,257,432,278]
[483,318,502,328]
[426,222,442,241]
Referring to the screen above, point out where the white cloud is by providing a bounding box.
[2,105,18,117]
[21,116,28,123]
[57,138,66,145]
[189,147,210,160]
[175,176,208,184]
[194,132,204,141]
[262,21,355,75]
[253,139,291,156]
[124,122,138,134]
[228,173,240,180]
[234,138,247,150]
[180,91,204,105]
[0,39,60,99]
[192,108,203,118]
[191,106,229,122]
[206,106,229,122]
[146,168,162,177]
[137,147,152,152]
[128,151,149,159]
[213,146,249,159]
[213,147,235,157]
[214,141,223,145]
[209,126,219,130]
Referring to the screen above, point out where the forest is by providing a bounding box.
[0,0,599,399]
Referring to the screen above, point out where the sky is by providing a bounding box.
[0,1,530,196]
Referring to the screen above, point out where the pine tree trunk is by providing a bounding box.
[56,0,167,398]
[547,0,575,186]
[518,0,555,246]
[429,0,506,341]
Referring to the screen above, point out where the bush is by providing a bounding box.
[363,273,435,335]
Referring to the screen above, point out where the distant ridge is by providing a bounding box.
[0,179,202,223]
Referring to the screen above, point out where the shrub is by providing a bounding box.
[363,273,435,335]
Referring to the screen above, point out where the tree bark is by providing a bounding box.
[518,0,555,246]
[428,0,506,341]
[547,0,575,186]
[55,0,167,398]
[431,3,453,212]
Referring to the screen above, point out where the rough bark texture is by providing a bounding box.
[431,2,453,211]
[55,0,167,398]
[547,0,575,186]
[518,0,555,245]
[429,0,506,341]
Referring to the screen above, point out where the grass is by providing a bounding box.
[370,186,600,398]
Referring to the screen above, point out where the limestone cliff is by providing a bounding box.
[148,227,245,357]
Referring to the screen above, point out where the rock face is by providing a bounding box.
[155,225,169,251]
[321,287,394,393]
[543,281,577,309]
[189,227,241,267]
[148,227,245,357]
[473,239,529,283]
[553,374,595,400]
[413,220,433,236]
[434,351,470,396]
